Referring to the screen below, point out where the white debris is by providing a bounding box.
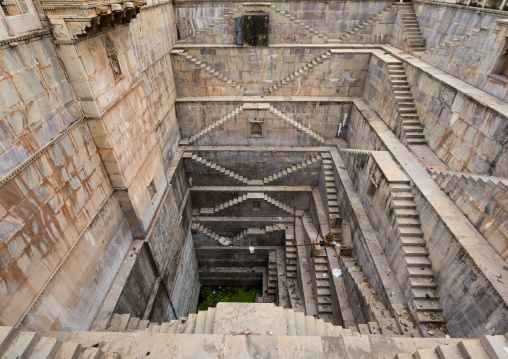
[332,269,342,277]
[219,236,232,246]
[249,246,255,254]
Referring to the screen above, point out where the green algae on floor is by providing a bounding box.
[197,285,262,311]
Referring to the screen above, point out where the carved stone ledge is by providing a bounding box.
[42,1,144,41]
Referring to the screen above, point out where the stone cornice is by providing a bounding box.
[0,29,51,48]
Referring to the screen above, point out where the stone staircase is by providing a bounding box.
[322,154,340,219]
[271,4,328,43]
[183,152,250,184]
[421,26,492,59]
[267,251,278,302]
[199,193,249,214]
[2,303,507,358]
[186,106,244,144]
[398,3,426,54]
[331,4,397,43]
[268,105,326,144]
[433,170,508,194]
[311,249,333,321]
[386,62,426,145]
[263,154,322,184]
[182,5,244,44]
[263,194,294,215]
[267,51,332,94]
[388,182,445,328]
[285,229,298,280]
[172,50,245,93]
[340,256,402,335]
[191,222,248,246]
[0,326,127,359]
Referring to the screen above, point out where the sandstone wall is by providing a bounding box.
[175,2,394,44]
[405,64,508,177]
[414,2,506,49]
[0,36,82,177]
[420,22,508,102]
[171,49,371,96]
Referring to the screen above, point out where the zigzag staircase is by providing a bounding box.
[270,4,328,42]
[263,194,294,215]
[267,51,332,93]
[387,62,426,145]
[331,4,397,43]
[398,3,426,54]
[263,154,322,184]
[172,50,245,93]
[192,222,248,246]
[182,5,244,44]
[199,194,249,214]
[268,105,326,144]
[185,106,244,144]
[388,182,445,327]
[182,152,250,185]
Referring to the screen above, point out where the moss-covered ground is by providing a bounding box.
[197,285,262,311]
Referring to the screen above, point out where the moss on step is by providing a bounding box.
[197,286,262,311]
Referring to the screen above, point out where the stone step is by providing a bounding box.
[397,217,420,226]
[204,307,216,334]
[405,256,431,267]
[409,277,437,289]
[3,332,40,359]
[412,288,439,299]
[457,340,491,359]
[393,199,417,209]
[399,226,424,237]
[28,336,61,359]
[402,245,428,256]
[417,311,445,324]
[54,342,83,359]
[408,266,434,277]
[413,299,442,311]
[400,236,425,246]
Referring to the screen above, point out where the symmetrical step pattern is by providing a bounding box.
[271,4,328,43]
[192,222,248,245]
[333,4,397,43]
[389,182,445,326]
[386,63,426,145]
[188,106,244,144]
[263,194,294,215]
[102,306,369,338]
[267,51,332,93]
[398,3,426,54]
[341,257,401,335]
[183,152,250,185]
[263,154,323,184]
[175,50,245,92]
[268,105,326,143]
[285,231,298,280]
[182,5,244,44]
[199,194,249,215]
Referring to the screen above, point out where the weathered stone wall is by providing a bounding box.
[414,2,506,49]
[171,49,371,96]
[176,101,351,145]
[0,36,82,177]
[175,1,394,44]
[347,104,388,151]
[404,64,508,177]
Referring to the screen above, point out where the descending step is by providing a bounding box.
[187,106,244,144]
[267,251,278,303]
[398,3,426,54]
[263,154,322,184]
[388,182,445,327]
[341,257,401,335]
[267,51,332,93]
[182,152,250,185]
[311,250,333,322]
[421,26,491,59]
[198,194,249,215]
[172,50,245,93]
[331,4,397,43]
[270,4,328,42]
[263,194,294,215]
[182,5,245,44]
[386,62,426,145]
[268,105,325,144]
[192,222,248,245]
